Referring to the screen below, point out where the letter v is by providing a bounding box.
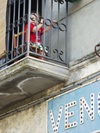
[49,106,63,133]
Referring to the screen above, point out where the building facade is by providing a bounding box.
[0,0,100,133]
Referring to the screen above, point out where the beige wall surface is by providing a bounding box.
[0,102,47,133]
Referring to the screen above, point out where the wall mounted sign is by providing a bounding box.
[48,80,100,133]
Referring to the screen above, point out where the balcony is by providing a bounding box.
[0,0,69,116]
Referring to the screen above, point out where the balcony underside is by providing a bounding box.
[0,57,69,115]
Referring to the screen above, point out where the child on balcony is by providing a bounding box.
[24,12,57,60]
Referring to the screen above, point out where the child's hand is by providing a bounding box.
[41,18,44,24]
[52,20,57,25]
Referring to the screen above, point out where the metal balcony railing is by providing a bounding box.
[0,0,68,70]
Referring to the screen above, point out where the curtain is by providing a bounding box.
[0,0,7,58]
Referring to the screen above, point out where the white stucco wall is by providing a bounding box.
[68,0,100,62]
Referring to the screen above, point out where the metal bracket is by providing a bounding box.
[95,43,100,57]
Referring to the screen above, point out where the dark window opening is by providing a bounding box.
[6,0,42,52]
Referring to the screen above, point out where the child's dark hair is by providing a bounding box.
[24,11,41,25]
[31,11,41,21]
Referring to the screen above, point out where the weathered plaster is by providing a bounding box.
[0,102,47,133]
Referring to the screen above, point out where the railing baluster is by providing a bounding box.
[21,0,26,54]
[16,0,20,56]
[11,0,16,59]
[57,2,60,60]
[43,0,46,56]
[6,0,11,61]
[65,1,68,64]
[50,0,53,58]
[36,0,39,53]
[27,0,31,56]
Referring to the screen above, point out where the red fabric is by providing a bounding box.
[24,23,44,43]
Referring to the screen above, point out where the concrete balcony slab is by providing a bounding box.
[0,57,69,113]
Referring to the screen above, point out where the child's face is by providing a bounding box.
[30,14,40,25]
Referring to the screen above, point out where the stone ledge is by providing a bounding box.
[64,52,100,86]
[69,51,99,72]
[0,56,69,81]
